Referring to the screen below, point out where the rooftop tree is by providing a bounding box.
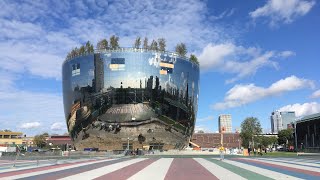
[150,40,158,50]
[143,37,148,49]
[85,41,94,53]
[175,43,187,57]
[79,45,85,55]
[110,35,120,49]
[190,54,199,65]
[158,38,166,51]
[97,39,108,50]
[134,37,141,48]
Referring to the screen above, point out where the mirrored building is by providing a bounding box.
[62,48,200,151]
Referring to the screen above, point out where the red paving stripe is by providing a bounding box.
[235,158,320,176]
[94,158,159,180]
[0,159,102,178]
[164,158,219,180]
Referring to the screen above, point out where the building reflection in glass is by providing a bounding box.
[62,49,200,150]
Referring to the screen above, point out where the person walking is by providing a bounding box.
[219,144,225,160]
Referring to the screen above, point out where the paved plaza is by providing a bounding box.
[0,156,319,180]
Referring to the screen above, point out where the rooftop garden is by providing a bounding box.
[66,35,199,65]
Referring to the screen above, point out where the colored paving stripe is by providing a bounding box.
[15,158,129,180]
[224,159,302,180]
[193,158,246,180]
[205,158,272,180]
[255,158,320,168]
[60,158,148,180]
[164,158,218,180]
[94,158,158,180]
[0,158,103,178]
[246,158,320,173]
[128,158,173,180]
[233,158,320,180]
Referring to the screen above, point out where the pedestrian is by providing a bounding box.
[219,144,225,160]
[248,147,251,156]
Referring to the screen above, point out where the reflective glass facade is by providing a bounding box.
[62,49,199,150]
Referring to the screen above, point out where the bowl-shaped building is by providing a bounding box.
[62,48,199,151]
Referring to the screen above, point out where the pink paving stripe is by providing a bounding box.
[0,159,103,178]
[235,158,320,176]
[164,158,219,180]
[94,158,159,180]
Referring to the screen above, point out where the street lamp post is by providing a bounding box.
[127,137,130,151]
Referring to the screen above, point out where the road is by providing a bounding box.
[0,156,319,179]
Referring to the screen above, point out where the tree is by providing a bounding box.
[33,135,46,148]
[3,129,11,132]
[74,47,79,56]
[278,129,294,147]
[79,45,85,55]
[85,41,91,53]
[240,117,262,148]
[97,39,108,50]
[158,38,166,51]
[150,40,158,50]
[175,43,187,57]
[190,54,199,64]
[134,37,141,48]
[110,35,120,49]
[143,37,148,49]
[42,132,49,137]
[197,130,205,133]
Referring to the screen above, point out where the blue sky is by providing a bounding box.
[0,0,319,135]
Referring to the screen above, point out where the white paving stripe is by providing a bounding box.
[223,159,302,180]
[272,158,319,162]
[255,158,320,167]
[0,158,103,174]
[59,158,147,180]
[193,158,246,180]
[1,158,117,180]
[248,158,320,172]
[128,158,173,180]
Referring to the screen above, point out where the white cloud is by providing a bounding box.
[0,0,230,81]
[0,90,64,135]
[278,102,320,117]
[213,76,314,110]
[250,0,316,27]
[209,9,235,21]
[20,122,41,129]
[198,43,293,83]
[194,125,213,133]
[311,89,320,99]
[197,115,214,122]
[278,51,296,58]
[51,122,66,131]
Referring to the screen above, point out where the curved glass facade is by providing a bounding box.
[62,50,199,150]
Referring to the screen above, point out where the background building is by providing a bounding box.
[62,48,200,151]
[218,114,232,133]
[271,111,296,133]
[191,133,241,149]
[0,131,23,146]
[295,113,320,152]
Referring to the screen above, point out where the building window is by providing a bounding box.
[72,63,80,76]
[110,58,125,71]
[4,135,9,138]
[122,143,132,150]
